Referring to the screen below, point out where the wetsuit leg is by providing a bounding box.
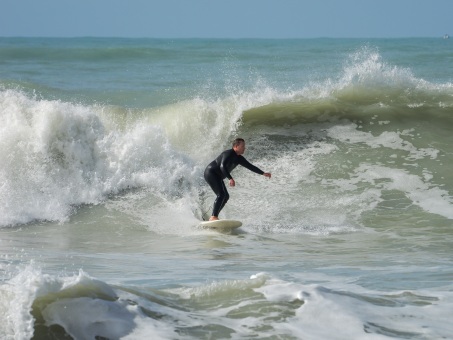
[204,167,229,217]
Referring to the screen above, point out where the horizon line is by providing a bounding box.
[0,35,449,40]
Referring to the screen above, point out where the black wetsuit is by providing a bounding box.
[204,149,264,217]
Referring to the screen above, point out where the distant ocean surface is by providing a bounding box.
[1,37,453,339]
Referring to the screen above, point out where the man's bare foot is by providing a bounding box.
[209,216,219,221]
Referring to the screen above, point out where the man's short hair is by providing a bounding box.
[232,138,245,147]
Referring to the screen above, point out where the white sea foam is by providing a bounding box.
[252,273,453,340]
[354,164,453,219]
[327,123,439,160]
[0,84,291,227]
[325,123,453,219]
[0,90,197,226]
[0,265,177,340]
[168,272,453,339]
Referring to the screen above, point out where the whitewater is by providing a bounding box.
[1,38,453,339]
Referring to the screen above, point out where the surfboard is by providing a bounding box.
[199,219,242,231]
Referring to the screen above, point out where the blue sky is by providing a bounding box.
[1,0,452,38]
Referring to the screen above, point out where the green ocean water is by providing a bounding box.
[1,38,453,339]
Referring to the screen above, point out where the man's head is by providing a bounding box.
[232,138,246,155]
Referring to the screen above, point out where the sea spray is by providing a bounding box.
[0,90,196,226]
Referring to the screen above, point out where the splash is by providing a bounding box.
[0,90,194,226]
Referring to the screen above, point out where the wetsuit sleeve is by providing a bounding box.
[219,151,234,180]
[238,156,265,175]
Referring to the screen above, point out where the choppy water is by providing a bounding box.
[1,38,453,339]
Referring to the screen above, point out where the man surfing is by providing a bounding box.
[204,138,271,221]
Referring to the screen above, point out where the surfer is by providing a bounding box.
[204,138,271,221]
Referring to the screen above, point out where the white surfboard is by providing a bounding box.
[199,219,242,231]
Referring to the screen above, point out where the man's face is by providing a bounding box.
[235,142,246,155]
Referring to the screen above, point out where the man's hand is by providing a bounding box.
[263,172,272,179]
[229,178,236,187]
